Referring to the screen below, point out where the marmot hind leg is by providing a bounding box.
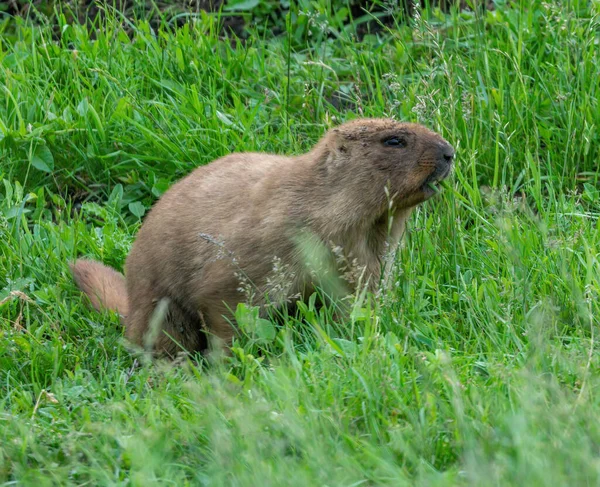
[126,295,207,357]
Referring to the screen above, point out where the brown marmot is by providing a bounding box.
[71,118,454,356]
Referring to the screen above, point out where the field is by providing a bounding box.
[1,1,599,484]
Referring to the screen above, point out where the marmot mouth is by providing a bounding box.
[421,164,452,194]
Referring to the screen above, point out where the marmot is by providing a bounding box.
[71,118,454,356]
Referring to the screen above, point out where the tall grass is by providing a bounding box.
[1,1,600,484]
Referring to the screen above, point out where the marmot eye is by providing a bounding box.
[384,137,407,148]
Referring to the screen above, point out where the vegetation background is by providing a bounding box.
[1,0,599,484]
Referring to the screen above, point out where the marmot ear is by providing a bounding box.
[324,130,348,166]
[314,144,339,175]
[325,148,337,166]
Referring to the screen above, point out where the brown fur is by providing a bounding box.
[71,118,454,356]
[69,260,128,317]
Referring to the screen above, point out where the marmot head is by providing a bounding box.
[322,118,455,209]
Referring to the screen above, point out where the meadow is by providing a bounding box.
[1,1,599,484]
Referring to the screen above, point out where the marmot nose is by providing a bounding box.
[441,144,455,163]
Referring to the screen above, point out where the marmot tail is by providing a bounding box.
[70,259,129,319]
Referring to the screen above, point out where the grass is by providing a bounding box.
[1,0,600,484]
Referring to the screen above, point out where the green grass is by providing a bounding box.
[1,0,600,484]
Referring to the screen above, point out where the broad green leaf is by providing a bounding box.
[224,0,259,11]
[129,201,146,218]
[255,318,276,342]
[30,144,54,173]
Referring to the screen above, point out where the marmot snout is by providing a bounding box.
[71,118,454,356]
